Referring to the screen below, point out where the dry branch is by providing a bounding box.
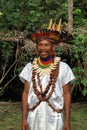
[0,37,19,43]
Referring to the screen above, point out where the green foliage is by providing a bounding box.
[71,33,87,96]
[73,8,87,27]
[0,0,68,31]
[0,41,14,60]
[73,0,87,28]
[81,80,87,96]
[71,32,87,89]
[56,33,87,97]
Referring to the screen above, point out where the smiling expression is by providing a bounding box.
[37,39,55,59]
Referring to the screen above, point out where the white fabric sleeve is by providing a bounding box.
[61,62,75,86]
[19,63,32,83]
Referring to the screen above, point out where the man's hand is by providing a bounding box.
[21,119,29,130]
[21,81,30,130]
[63,121,71,130]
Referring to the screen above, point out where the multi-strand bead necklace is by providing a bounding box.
[28,56,62,113]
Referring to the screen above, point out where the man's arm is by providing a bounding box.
[63,83,71,130]
[21,80,30,130]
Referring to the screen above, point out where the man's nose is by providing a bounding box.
[41,45,45,50]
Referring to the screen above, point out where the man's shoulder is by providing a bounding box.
[24,62,33,69]
[60,61,69,68]
[59,61,72,74]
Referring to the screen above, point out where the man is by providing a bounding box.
[19,20,75,130]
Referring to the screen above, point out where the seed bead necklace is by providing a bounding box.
[37,55,54,68]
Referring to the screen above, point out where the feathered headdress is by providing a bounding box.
[27,18,72,44]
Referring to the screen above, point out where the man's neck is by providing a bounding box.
[40,55,54,62]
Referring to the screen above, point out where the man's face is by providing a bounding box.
[37,39,55,59]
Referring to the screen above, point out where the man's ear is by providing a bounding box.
[36,44,37,49]
[36,45,39,55]
[53,44,57,51]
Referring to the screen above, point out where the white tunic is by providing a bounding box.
[19,61,75,130]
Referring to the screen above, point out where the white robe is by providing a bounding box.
[19,61,75,130]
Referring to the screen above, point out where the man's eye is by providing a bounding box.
[38,44,42,46]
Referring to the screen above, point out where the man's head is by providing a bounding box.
[36,39,56,59]
[27,19,72,57]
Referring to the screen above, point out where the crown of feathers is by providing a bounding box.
[27,19,72,44]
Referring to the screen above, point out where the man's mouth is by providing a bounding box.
[41,52,47,54]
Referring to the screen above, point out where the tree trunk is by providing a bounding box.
[67,0,73,34]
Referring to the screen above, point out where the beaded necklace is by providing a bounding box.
[28,56,62,113]
[37,56,54,69]
[33,56,60,76]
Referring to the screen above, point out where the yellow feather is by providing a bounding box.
[57,18,62,32]
[48,18,52,29]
